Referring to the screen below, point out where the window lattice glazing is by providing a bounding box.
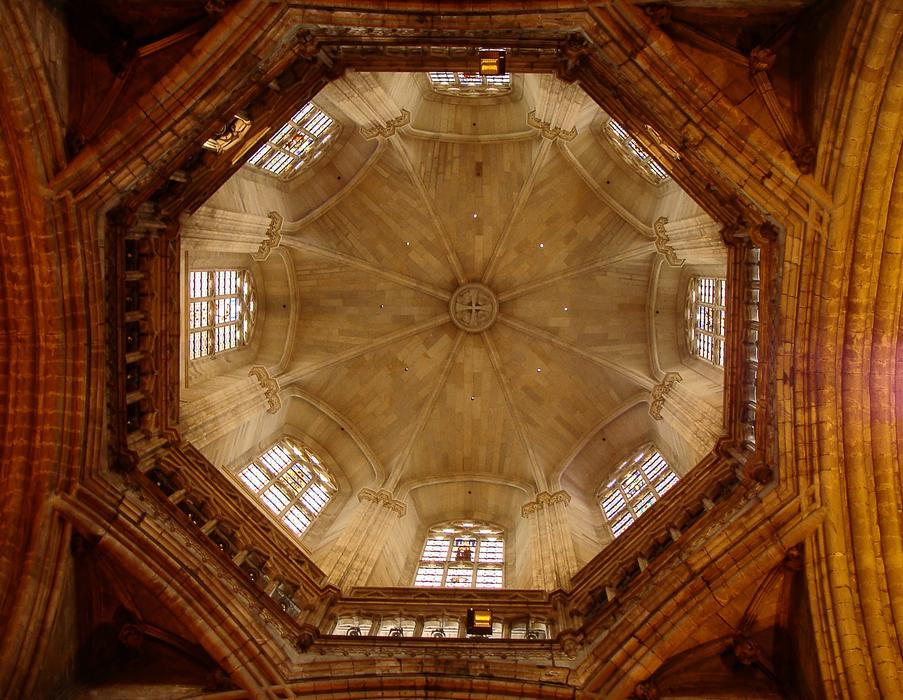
[247,102,339,179]
[689,277,727,366]
[603,119,669,184]
[598,446,679,538]
[427,72,512,97]
[413,521,504,589]
[188,269,255,360]
[238,438,336,537]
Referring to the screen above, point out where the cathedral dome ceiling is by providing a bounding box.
[188,71,725,537]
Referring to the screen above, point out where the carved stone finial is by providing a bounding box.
[117,624,144,649]
[644,4,672,26]
[633,681,660,700]
[252,211,284,261]
[743,452,773,484]
[731,634,764,666]
[555,34,591,82]
[649,372,681,420]
[295,29,321,58]
[527,110,578,142]
[748,46,777,73]
[249,366,281,414]
[792,142,816,174]
[653,217,684,267]
[295,629,317,652]
[205,0,234,16]
[720,218,750,245]
[680,122,704,150]
[360,109,410,140]
[783,544,804,571]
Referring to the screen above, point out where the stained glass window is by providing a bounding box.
[187,269,255,360]
[603,119,669,184]
[427,72,512,97]
[247,102,339,179]
[688,277,727,366]
[598,446,679,538]
[413,521,504,589]
[238,438,336,538]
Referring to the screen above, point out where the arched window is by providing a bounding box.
[187,269,255,359]
[598,445,679,538]
[688,276,727,366]
[413,520,504,589]
[603,119,669,184]
[247,102,339,179]
[237,438,336,537]
[427,71,511,97]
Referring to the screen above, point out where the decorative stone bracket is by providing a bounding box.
[521,490,571,517]
[653,217,685,267]
[358,488,406,517]
[252,211,283,261]
[649,372,681,420]
[527,110,577,142]
[360,109,410,140]
[249,366,281,413]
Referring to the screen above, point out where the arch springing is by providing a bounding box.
[413,520,504,589]
[598,445,679,538]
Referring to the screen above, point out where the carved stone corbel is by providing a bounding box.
[649,372,681,420]
[360,109,410,140]
[249,366,281,414]
[555,34,591,83]
[653,217,684,267]
[527,110,578,142]
[252,211,283,261]
[358,488,406,517]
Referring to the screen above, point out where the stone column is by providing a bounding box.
[521,491,578,591]
[326,488,406,590]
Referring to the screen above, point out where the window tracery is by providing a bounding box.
[427,71,511,97]
[598,445,679,538]
[688,276,727,366]
[603,119,669,184]
[187,269,255,360]
[237,438,336,537]
[247,102,339,179]
[413,520,504,588]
